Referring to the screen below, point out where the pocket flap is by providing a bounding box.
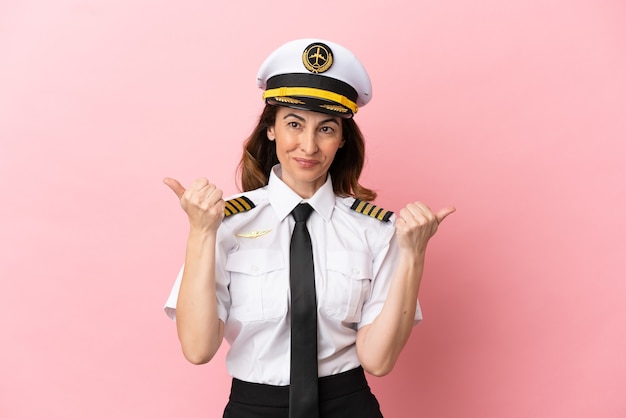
[225,250,284,276]
[326,251,372,279]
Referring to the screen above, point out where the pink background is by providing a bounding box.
[1,1,625,417]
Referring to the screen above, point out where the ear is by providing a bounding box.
[339,138,345,148]
[267,126,275,141]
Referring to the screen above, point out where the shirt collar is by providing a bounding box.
[267,165,335,222]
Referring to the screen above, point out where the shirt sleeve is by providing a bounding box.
[357,222,423,328]
[163,265,184,320]
[162,224,233,323]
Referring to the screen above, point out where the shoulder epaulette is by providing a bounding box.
[350,199,393,222]
[224,196,255,217]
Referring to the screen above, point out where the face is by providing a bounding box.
[267,106,344,198]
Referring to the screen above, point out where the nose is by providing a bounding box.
[300,129,319,155]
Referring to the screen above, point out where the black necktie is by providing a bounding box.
[289,203,319,418]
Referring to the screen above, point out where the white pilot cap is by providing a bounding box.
[256,39,372,118]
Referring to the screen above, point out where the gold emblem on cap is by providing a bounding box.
[274,96,305,105]
[320,104,349,113]
[302,43,333,74]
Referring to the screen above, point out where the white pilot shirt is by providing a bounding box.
[164,164,422,385]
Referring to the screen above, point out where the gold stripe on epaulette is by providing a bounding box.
[224,196,255,217]
[350,199,393,222]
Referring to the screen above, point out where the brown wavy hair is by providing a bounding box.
[237,104,377,201]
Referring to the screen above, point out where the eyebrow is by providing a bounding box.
[283,113,306,122]
[283,113,340,125]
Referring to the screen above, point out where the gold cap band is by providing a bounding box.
[262,86,359,114]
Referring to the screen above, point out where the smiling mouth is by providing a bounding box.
[294,158,320,168]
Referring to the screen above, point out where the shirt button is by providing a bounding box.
[252,265,260,272]
[352,267,360,275]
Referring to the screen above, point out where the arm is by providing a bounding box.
[356,202,455,376]
[164,177,226,365]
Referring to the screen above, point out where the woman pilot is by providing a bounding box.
[163,38,454,417]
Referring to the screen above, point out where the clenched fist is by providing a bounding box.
[395,202,455,254]
[163,177,225,233]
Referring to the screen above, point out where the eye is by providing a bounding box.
[320,126,335,134]
[287,121,300,129]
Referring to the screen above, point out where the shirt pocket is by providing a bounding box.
[323,251,373,323]
[225,249,287,322]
